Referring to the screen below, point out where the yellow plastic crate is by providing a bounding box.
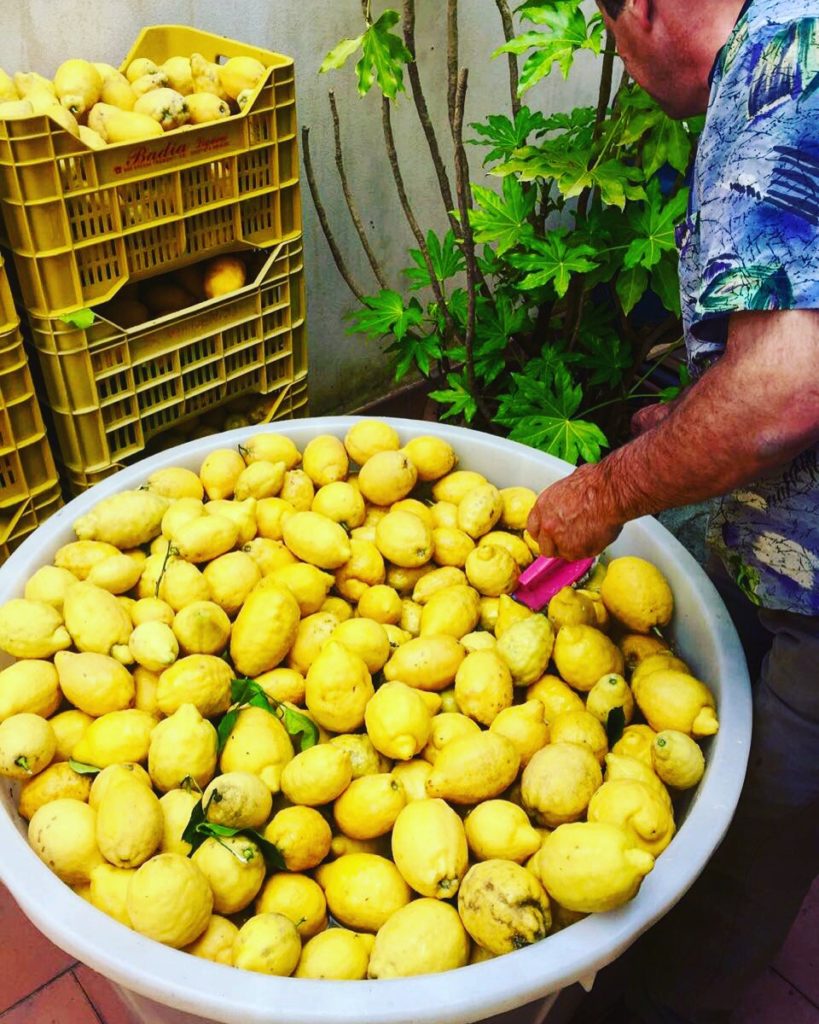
[0,25,301,316]
[0,480,63,563]
[27,238,308,481]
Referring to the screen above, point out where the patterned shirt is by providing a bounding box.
[678,0,819,614]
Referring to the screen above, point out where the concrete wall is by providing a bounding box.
[0,0,601,413]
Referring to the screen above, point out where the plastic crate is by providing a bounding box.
[0,480,63,563]
[0,25,301,316]
[27,237,308,481]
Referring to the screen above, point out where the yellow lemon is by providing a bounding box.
[386,563,434,595]
[263,804,332,871]
[496,615,556,686]
[286,611,339,675]
[426,731,520,805]
[552,624,624,692]
[17,761,92,821]
[157,559,211,611]
[128,621,178,674]
[630,652,691,688]
[547,586,598,630]
[600,556,674,633]
[328,733,391,778]
[334,773,406,840]
[344,420,400,465]
[71,709,156,769]
[54,539,120,580]
[465,544,519,597]
[461,630,497,653]
[604,752,672,810]
[296,928,374,979]
[432,470,488,504]
[86,554,143,595]
[549,709,608,764]
[587,778,676,856]
[202,551,261,617]
[375,510,433,568]
[280,743,352,806]
[651,729,706,789]
[526,674,585,723]
[159,787,200,855]
[156,654,232,718]
[332,617,391,674]
[356,584,403,625]
[172,601,231,656]
[422,712,481,764]
[127,853,213,948]
[612,724,658,766]
[521,742,602,827]
[391,796,470,900]
[256,496,296,540]
[0,660,60,723]
[256,872,327,938]
[95,776,163,868]
[234,460,286,501]
[357,450,418,506]
[400,597,423,637]
[489,699,550,766]
[0,712,56,780]
[390,758,433,802]
[315,853,412,931]
[280,468,315,511]
[334,538,386,602]
[240,432,302,469]
[302,434,349,486]
[205,498,258,546]
[62,583,132,663]
[24,565,79,611]
[147,466,204,500]
[365,681,433,761]
[454,650,513,726]
[430,500,458,529]
[431,526,475,567]
[493,593,532,638]
[499,486,537,530]
[199,448,245,500]
[256,667,306,706]
[282,510,351,569]
[230,580,300,677]
[419,584,480,639]
[457,483,503,539]
[312,481,365,529]
[464,799,542,863]
[478,531,533,569]
[49,709,94,763]
[88,863,135,927]
[202,771,272,830]
[149,704,217,792]
[192,834,267,913]
[369,898,469,978]
[131,597,175,627]
[172,514,239,564]
[585,673,635,725]
[89,763,152,809]
[401,435,457,481]
[391,498,434,528]
[458,859,551,954]
[305,640,374,732]
[619,632,672,674]
[219,705,294,792]
[536,821,654,913]
[411,566,467,604]
[54,651,134,717]
[29,798,104,884]
[634,669,719,738]
[184,915,238,965]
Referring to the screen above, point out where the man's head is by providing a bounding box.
[596,0,746,119]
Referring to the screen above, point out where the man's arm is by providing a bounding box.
[527,308,819,560]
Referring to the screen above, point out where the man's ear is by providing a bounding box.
[625,0,653,31]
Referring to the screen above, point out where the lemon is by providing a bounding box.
[357,584,403,625]
[479,596,500,633]
[127,621,178,674]
[192,834,266,913]
[496,615,556,686]
[127,852,212,948]
[89,763,152,808]
[489,700,550,766]
[161,497,205,540]
[330,834,389,858]
[240,433,302,470]
[49,709,94,763]
[159,787,200,855]
[334,538,386,602]
[344,420,400,465]
[54,539,120,580]
[464,799,542,863]
[230,580,301,677]
[384,623,413,648]
[499,486,537,530]
[365,681,433,760]
[612,723,658,766]
[156,654,232,718]
[147,466,204,500]
[386,563,434,595]
[651,729,705,789]
[0,713,56,780]
[432,470,488,504]
[172,601,231,656]
[461,631,497,653]
[374,510,433,569]
[255,496,295,541]
[419,584,481,639]
[464,544,519,598]
[453,650,513,726]
[280,468,315,511]
[400,435,456,481]
[199,448,246,500]
[71,709,156,769]
[331,617,390,675]
[431,526,475,567]
[0,660,60,723]
[172,513,239,564]
[88,863,135,927]
[310,483,364,531]
[604,752,672,810]
[422,712,481,764]
[369,898,469,978]
[234,460,286,501]
[184,915,238,965]
[28,798,104,884]
[334,773,406,840]
[478,530,533,569]
[630,652,691,688]
[523,677,582,726]
[17,761,92,820]
[578,588,611,631]
[131,597,175,627]
[0,599,70,660]
[390,759,433,801]
[221,704,294,791]
[24,565,79,611]
[95,775,163,868]
[426,731,520,805]
[55,651,135,717]
[587,778,676,856]
[62,582,134,664]
[296,928,373,979]
[619,633,671,673]
[457,483,503,539]
[302,434,349,486]
[244,538,298,575]
[280,743,351,806]
[255,667,306,706]
[315,853,412,931]
[600,556,674,633]
[256,872,327,938]
[203,771,273,830]
[536,821,654,913]
[549,710,608,764]
[409,566,464,605]
[263,804,332,871]
[87,554,143,595]
[430,500,458,529]
[458,859,551,954]
[205,498,258,546]
[521,742,602,827]
[201,551,261,617]
[329,732,391,778]
[148,704,217,792]
[634,669,719,737]
[391,498,434,528]
[281,510,351,570]
[283,611,335,676]
[585,673,635,725]
[547,587,598,630]
[304,640,374,733]
[553,625,624,692]
[493,593,532,638]
[357,450,418,506]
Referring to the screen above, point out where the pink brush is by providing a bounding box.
[513,556,595,611]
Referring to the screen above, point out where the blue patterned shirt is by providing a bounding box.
[678,0,819,614]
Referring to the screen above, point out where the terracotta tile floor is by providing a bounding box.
[1,878,817,1024]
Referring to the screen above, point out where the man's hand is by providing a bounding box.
[526,462,625,561]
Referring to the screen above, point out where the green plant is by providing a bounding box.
[305,0,699,463]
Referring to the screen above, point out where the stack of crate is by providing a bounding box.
[0,25,308,498]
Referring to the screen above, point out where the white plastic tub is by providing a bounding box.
[0,417,752,1024]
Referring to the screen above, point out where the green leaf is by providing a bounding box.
[657,362,692,403]
[592,160,645,211]
[355,10,413,99]
[624,180,689,271]
[68,759,102,775]
[217,677,319,755]
[651,250,682,316]
[616,265,649,315]
[60,308,95,329]
[496,5,603,93]
[404,229,465,290]
[469,176,537,255]
[606,706,626,747]
[385,330,442,379]
[576,331,633,388]
[468,106,551,164]
[319,35,364,74]
[428,371,478,423]
[181,793,287,871]
[506,230,597,296]
[345,290,424,341]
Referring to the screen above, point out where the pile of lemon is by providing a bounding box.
[0,421,719,980]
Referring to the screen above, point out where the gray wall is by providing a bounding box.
[0,1,601,413]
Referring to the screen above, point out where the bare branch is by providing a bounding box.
[447,0,459,133]
[329,91,388,290]
[452,69,493,424]
[402,0,458,227]
[494,0,521,117]
[301,126,365,302]
[381,96,460,343]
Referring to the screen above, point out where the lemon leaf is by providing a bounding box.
[216,677,318,753]
[68,758,101,775]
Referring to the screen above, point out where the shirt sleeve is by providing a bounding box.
[690,15,819,345]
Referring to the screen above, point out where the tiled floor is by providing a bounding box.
[1,878,817,1023]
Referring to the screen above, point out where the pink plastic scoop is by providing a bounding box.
[513,555,595,611]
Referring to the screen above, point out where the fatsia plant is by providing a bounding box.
[304,0,698,464]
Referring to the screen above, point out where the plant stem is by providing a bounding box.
[402,0,458,228]
[494,0,521,117]
[301,126,365,301]
[452,69,494,424]
[380,96,460,343]
[447,0,459,133]
[329,91,388,290]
